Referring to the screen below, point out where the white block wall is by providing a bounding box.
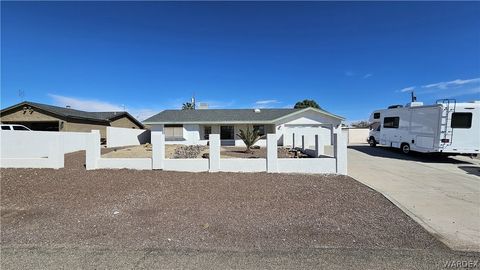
[219,159,267,172]
[87,130,347,175]
[277,158,336,174]
[0,131,64,168]
[164,159,209,172]
[86,130,152,170]
[283,125,332,148]
[63,132,89,153]
[97,158,152,170]
[334,130,348,175]
[343,128,369,144]
[106,127,150,148]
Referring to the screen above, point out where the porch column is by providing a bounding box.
[314,134,324,157]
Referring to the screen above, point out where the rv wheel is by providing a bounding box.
[368,137,376,147]
[401,143,410,154]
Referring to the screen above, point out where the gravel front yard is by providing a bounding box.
[101,144,328,159]
[0,151,445,252]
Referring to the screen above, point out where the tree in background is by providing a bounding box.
[182,102,195,110]
[350,120,370,128]
[236,127,262,153]
[294,99,321,109]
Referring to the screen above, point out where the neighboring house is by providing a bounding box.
[143,107,344,147]
[0,101,144,138]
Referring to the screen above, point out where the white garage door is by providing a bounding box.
[284,125,332,148]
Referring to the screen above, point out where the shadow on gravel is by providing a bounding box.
[349,145,476,165]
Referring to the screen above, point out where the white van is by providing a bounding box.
[0,124,31,131]
[368,100,480,155]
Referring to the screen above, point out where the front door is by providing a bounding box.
[220,126,234,140]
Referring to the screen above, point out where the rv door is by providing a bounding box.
[409,106,441,150]
[448,110,479,152]
[381,116,401,147]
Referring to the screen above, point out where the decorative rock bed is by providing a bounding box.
[173,145,209,159]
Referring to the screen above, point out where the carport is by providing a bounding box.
[282,124,333,147]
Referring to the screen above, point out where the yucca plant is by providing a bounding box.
[236,127,263,153]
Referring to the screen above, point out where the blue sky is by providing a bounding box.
[1,2,479,121]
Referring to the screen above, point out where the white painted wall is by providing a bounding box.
[219,159,267,172]
[97,158,152,170]
[343,128,369,144]
[277,158,336,174]
[0,131,64,168]
[88,128,347,175]
[106,127,150,148]
[235,139,267,147]
[334,130,348,175]
[275,110,341,147]
[0,131,85,156]
[1,131,88,157]
[1,131,52,158]
[151,130,345,174]
[276,109,342,126]
[86,130,152,170]
[183,124,201,145]
[164,159,209,172]
[282,125,332,148]
[63,132,89,153]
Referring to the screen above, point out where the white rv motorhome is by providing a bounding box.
[368,100,480,155]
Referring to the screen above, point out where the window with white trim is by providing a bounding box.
[164,124,183,140]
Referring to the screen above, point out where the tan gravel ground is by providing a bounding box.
[1,151,446,252]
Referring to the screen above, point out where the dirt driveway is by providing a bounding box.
[348,144,480,252]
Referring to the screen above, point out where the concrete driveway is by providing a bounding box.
[348,144,480,252]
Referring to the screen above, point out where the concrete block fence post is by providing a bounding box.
[267,133,278,173]
[86,130,101,170]
[209,134,220,172]
[152,132,165,170]
[334,130,347,175]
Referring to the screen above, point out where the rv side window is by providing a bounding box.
[383,117,399,128]
[373,113,380,119]
[451,113,472,129]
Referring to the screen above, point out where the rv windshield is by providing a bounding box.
[369,122,381,131]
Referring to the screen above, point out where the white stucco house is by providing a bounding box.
[143,107,344,147]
